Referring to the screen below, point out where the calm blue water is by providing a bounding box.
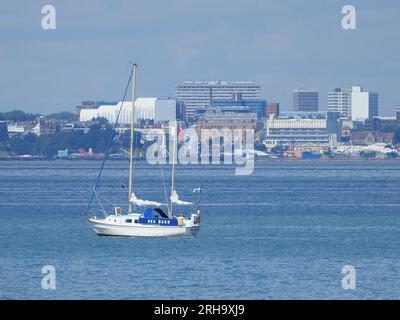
[0,160,400,299]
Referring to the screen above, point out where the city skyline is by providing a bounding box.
[1,0,400,116]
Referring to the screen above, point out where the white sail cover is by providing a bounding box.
[170,190,193,205]
[130,192,162,206]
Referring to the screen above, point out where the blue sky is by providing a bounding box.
[0,0,399,115]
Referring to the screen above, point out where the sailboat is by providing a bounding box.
[86,64,201,237]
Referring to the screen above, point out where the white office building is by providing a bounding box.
[79,98,176,124]
[264,112,331,147]
[351,86,378,121]
[176,81,262,120]
[328,86,378,121]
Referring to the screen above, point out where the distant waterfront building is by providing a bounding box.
[328,88,351,119]
[175,100,186,123]
[264,112,333,148]
[31,117,60,136]
[211,93,266,119]
[365,116,397,132]
[136,128,169,142]
[326,111,342,136]
[61,122,90,134]
[75,101,118,117]
[329,86,378,121]
[350,86,378,121]
[79,98,176,124]
[176,81,262,121]
[57,149,69,158]
[293,88,319,112]
[7,123,25,135]
[266,102,280,118]
[351,131,394,146]
[364,107,400,132]
[197,109,258,131]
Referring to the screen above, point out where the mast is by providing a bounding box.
[170,120,177,218]
[128,63,137,213]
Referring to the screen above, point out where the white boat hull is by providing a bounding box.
[86,213,199,237]
[88,219,187,237]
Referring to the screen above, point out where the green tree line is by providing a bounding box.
[0,110,77,122]
[1,124,142,157]
[0,110,41,121]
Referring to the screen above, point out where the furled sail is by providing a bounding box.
[170,190,193,205]
[130,192,162,206]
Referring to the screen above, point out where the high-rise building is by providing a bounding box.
[211,93,266,119]
[266,102,280,118]
[350,86,378,121]
[328,88,351,119]
[176,81,262,121]
[329,86,378,121]
[175,100,186,123]
[293,88,319,112]
[368,91,379,119]
[326,111,341,136]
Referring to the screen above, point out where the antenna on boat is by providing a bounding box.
[128,63,137,213]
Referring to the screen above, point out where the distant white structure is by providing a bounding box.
[7,123,25,135]
[32,122,41,136]
[336,143,396,155]
[350,86,377,121]
[79,98,176,124]
[265,113,330,147]
[328,86,378,121]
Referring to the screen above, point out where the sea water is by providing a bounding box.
[0,160,400,299]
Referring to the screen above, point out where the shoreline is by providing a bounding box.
[0,157,399,162]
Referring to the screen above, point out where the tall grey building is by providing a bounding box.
[176,81,262,121]
[293,88,319,112]
[368,92,379,119]
[328,88,351,119]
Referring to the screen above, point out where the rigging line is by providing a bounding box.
[87,69,133,211]
[95,191,107,217]
[96,191,115,207]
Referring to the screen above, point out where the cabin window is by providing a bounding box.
[125,219,132,223]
